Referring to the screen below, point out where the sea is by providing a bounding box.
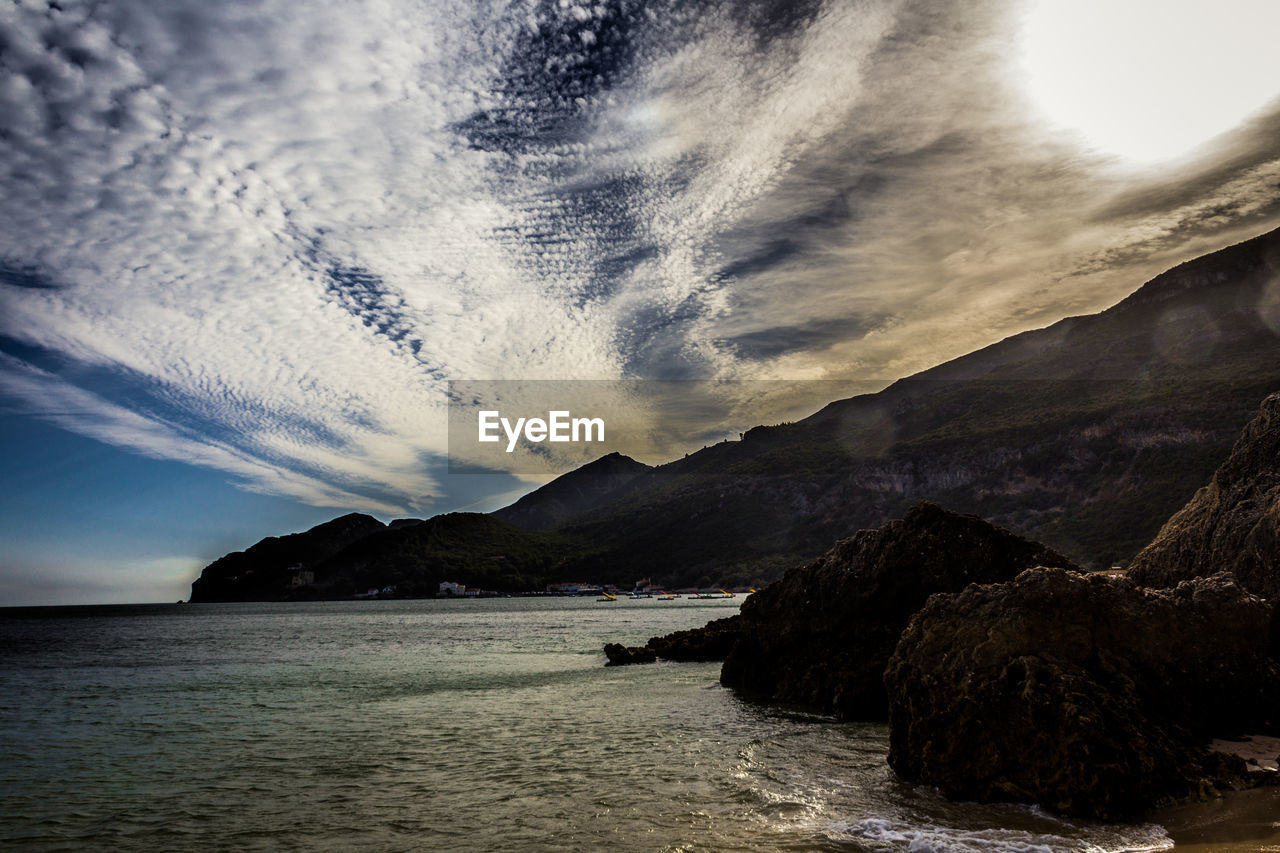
[1,597,1274,852]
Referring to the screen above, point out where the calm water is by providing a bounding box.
[0,597,1180,852]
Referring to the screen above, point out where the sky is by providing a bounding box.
[2,0,1279,605]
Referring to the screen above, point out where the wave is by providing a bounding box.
[829,816,1173,853]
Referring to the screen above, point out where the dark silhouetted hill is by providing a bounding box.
[491,452,651,530]
[189,513,386,602]
[307,512,588,598]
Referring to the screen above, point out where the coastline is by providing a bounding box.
[1155,786,1280,851]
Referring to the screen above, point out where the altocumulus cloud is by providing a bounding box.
[1,0,1278,514]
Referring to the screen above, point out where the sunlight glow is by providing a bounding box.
[1019,0,1280,163]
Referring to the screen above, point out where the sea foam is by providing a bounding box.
[830,816,1173,853]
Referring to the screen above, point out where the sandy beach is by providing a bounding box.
[1155,784,1280,851]
[1157,736,1280,851]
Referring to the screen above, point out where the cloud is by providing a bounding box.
[717,314,892,361]
[0,351,412,511]
[0,0,1277,510]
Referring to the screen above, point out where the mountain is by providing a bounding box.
[490,451,652,530]
[539,226,1280,584]
[192,227,1280,599]
[189,512,386,602]
[306,512,589,598]
[189,511,591,601]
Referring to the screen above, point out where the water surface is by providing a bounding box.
[0,598,1204,851]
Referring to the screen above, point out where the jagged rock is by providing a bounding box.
[600,616,741,667]
[603,643,657,666]
[885,568,1280,821]
[648,616,741,661]
[719,502,1079,719]
[1129,392,1280,604]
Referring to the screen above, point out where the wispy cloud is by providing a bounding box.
[1,0,1277,511]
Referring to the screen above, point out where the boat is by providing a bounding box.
[597,592,617,602]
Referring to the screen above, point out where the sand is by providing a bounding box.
[1152,785,1280,851]
[1147,737,1280,852]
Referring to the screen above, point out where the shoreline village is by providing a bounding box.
[478,410,606,452]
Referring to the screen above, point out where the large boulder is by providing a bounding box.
[1129,392,1280,604]
[885,568,1280,821]
[718,502,1079,719]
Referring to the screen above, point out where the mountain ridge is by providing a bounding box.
[537,226,1280,582]
[190,227,1280,600]
[490,451,652,531]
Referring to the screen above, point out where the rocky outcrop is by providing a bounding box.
[648,616,741,662]
[718,502,1079,719]
[603,643,656,666]
[1129,392,1280,604]
[885,568,1280,821]
[600,616,742,666]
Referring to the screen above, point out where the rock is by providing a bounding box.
[648,616,741,661]
[603,643,657,666]
[885,568,1280,821]
[601,616,742,666]
[1129,392,1280,606]
[719,502,1079,719]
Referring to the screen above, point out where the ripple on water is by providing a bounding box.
[0,599,1189,852]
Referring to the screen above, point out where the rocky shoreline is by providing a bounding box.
[604,392,1280,821]
[718,502,1077,720]
[604,614,742,666]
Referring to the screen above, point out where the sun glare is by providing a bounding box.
[1018,0,1280,164]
